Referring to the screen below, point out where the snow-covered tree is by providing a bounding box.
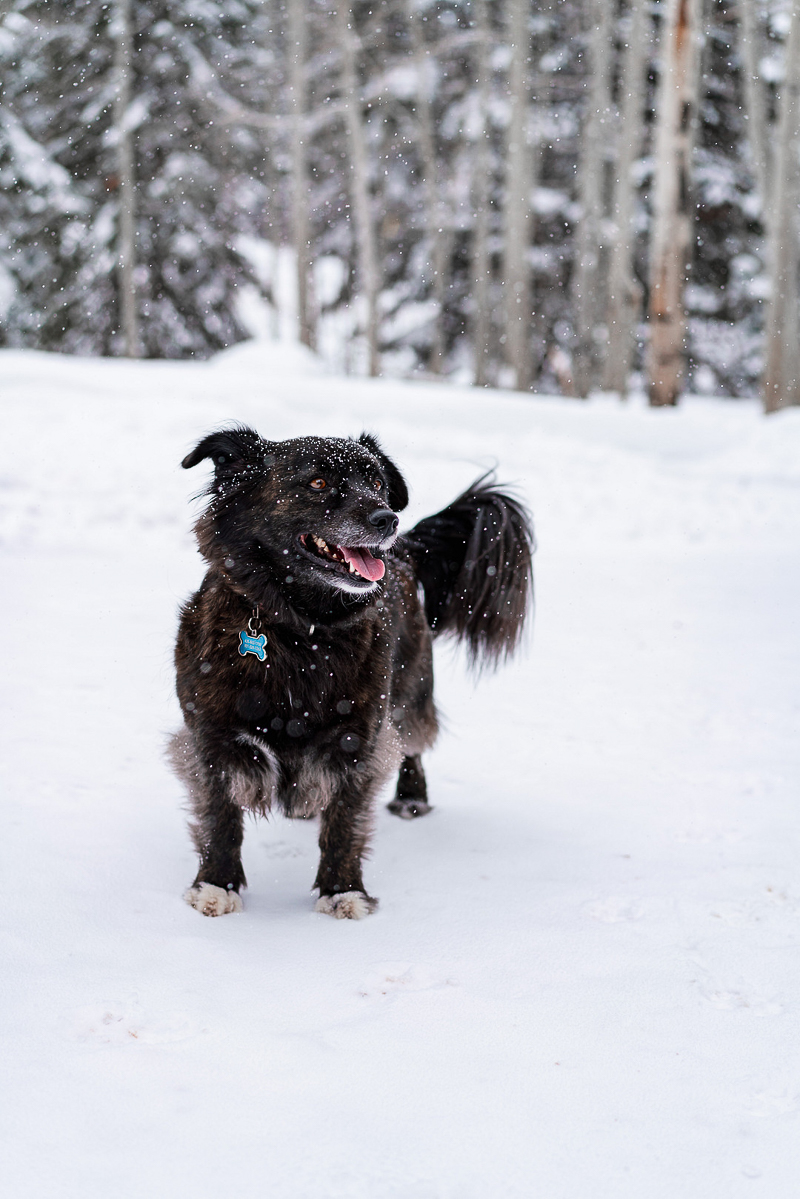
[0,0,270,357]
[0,0,797,401]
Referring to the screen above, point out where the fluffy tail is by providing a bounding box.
[403,474,534,668]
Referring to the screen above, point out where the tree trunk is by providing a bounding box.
[407,0,448,374]
[646,0,701,407]
[603,0,650,397]
[739,0,771,206]
[289,0,315,349]
[471,0,493,386]
[571,0,614,397]
[763,0,800,412]
[336,0,380,377]
[503,0,533,390]
[112,0,140,358]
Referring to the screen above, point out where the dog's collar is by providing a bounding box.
[215,565,375,637]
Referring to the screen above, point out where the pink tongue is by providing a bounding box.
[340,546,385,581]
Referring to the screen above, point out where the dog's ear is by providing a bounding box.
[182,426,265,473]
[358,433,409,511]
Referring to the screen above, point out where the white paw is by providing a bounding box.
[184,883,243,917]
[315,891,378,920]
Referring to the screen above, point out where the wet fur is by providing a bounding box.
[170,427,533,918]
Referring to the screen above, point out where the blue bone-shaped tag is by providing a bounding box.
[238,630,267,661]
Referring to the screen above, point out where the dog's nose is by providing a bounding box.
[369,508,399,538]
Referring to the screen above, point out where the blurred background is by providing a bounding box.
[0,0,798,410]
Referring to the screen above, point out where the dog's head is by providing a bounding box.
[183,426,408,597]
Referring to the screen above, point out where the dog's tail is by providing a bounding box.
[403,473,534,668]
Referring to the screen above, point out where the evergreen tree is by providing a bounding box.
[0,0,271,357]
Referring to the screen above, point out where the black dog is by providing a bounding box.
[169,426,533,919]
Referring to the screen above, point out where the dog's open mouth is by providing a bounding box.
[299,534,386,582]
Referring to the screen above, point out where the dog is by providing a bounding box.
[169,426,533,919]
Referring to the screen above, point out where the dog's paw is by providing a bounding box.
[315,891,378,920]
[184,883,243,917]
[387,797,433,819]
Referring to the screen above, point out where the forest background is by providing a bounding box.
[1,0,799,411]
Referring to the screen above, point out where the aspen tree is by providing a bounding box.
[763,0,800,412]
[646,0,701,407]
[571,0,614,397]
[336,0,380,376]
[739,0,771,204]
[407,0,449,374]
[471,0,493,386]
[289,0,315,349]
[504,0,533,389]
[112,0,139,358]
[603,0,650,397]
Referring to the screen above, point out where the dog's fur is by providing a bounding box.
[169,426,533,919]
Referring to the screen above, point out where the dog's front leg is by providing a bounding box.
[313,781,378,920]
[184,774,247,916]
[177,727,274,917]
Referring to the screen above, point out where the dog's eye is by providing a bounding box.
[373,479,383,491]
[309,478,327,490]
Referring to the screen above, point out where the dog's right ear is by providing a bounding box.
[358,432,409,511]
[182,426,264,472]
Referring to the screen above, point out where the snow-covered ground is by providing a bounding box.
[2,342,799,1198]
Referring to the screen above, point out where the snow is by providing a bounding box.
[2,342,799,1198]
[0,111,79,199]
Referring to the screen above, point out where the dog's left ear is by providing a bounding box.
[358,433,409,511]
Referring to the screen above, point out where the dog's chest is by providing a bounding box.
[232,616,394,740]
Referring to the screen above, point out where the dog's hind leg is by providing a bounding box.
[387,754,433,819]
